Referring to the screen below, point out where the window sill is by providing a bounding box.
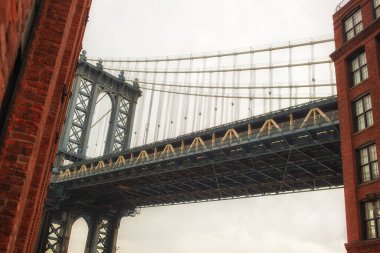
[350,78,369,89]
[353,124,374,136]
[358,178,379,187]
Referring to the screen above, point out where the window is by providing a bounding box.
[364,199,380,239]
[353,94,373,132]
[350,51,368,86]
[358,143,378,183]
[374,0,380,18]
[344,9,363,41]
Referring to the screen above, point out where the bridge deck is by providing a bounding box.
[48,97,342,212]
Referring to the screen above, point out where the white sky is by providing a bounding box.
[68,0,347,252]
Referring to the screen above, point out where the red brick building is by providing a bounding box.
[0,1,91,252]
[331,0,380,252]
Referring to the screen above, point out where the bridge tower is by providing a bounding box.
[34,54,142,253]
[332,0,380,252]
[56,51,141,165]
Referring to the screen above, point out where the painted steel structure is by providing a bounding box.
[57,52,141,165]
[37,95,343,252]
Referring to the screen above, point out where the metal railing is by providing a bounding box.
[336,0,351,12]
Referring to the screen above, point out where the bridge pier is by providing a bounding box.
[35,208,123,253]
[34,209,76,253]
[86,215,121,253]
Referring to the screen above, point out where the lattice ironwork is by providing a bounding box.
[96,219,112,253]
[113,98,130,152]
[44,221,65,253]
[52,96,342,210]
[67,78,93,154]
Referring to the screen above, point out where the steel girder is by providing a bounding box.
[49,122,342,210]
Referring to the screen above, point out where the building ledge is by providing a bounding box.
[345,239,380,253]
[330,18,380,61]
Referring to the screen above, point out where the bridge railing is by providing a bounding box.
[52,109,339,183]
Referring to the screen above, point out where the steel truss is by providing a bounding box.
[49,96,342,209]
[35,209,124,253]
[58,56,141,164]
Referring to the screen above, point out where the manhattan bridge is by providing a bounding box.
[37,35,342,252]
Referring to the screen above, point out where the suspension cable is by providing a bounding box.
[87,35,333,63]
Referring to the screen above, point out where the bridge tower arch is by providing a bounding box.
[35,208,130,253]
[57,51,142,165]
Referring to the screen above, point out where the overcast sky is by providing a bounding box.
[68,0,347,252]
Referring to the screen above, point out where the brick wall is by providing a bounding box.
[0,0,92,252]
[0,0,35,106]
[331,0,380,252]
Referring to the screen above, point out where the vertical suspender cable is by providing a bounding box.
[192,70,200,132]
[143,60,158,144]
[236,70,241,120]
[170,59,181,137]
[214,52,221,127]
[310,40,316,99]
[268,48,273,113]
[220,68,226,124]
[162,61,174,139]
[197,56,207,131]
[205,71,212,128]
[288,42,293,107]
[181,57,193,134]
[249,47,255,116]
[154,58,169,142]
[231,52,237,121]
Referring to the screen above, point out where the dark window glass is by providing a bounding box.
[374,0,380,18]
[350,51,368,86]
[357,143,378,183]
[353,94,373,132]
[364,200,380,239]
[344,9,363,41]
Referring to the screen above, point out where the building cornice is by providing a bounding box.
[330,18,380,61]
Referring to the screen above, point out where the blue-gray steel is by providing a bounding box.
[57,51,141,164]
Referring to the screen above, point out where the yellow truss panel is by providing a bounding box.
[188,137,206,152]
[95,160,106,170]
[135,150,150,163]
[257,119,282,137]
[221,128,240,144]
[300,107,331,128]
[114,155,127,166]
[78,165,87,173]
[159,144,177,159]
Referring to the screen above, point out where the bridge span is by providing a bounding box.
[49,95,341,212]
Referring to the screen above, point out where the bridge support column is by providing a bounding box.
[34,209,75,253]
[86,215,122,253]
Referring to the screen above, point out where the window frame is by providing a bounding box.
[374,0,380,19]
[357,143,379,183]
[352,93,374,132]
[344,8,364,41]
[349,50,368,87]
[363,199,380,239]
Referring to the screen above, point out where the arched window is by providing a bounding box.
[86,92,113,157]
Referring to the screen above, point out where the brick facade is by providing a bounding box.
[331,0,380,252]
[0,1,91,253]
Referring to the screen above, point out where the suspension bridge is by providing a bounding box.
[38,35,341,253]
